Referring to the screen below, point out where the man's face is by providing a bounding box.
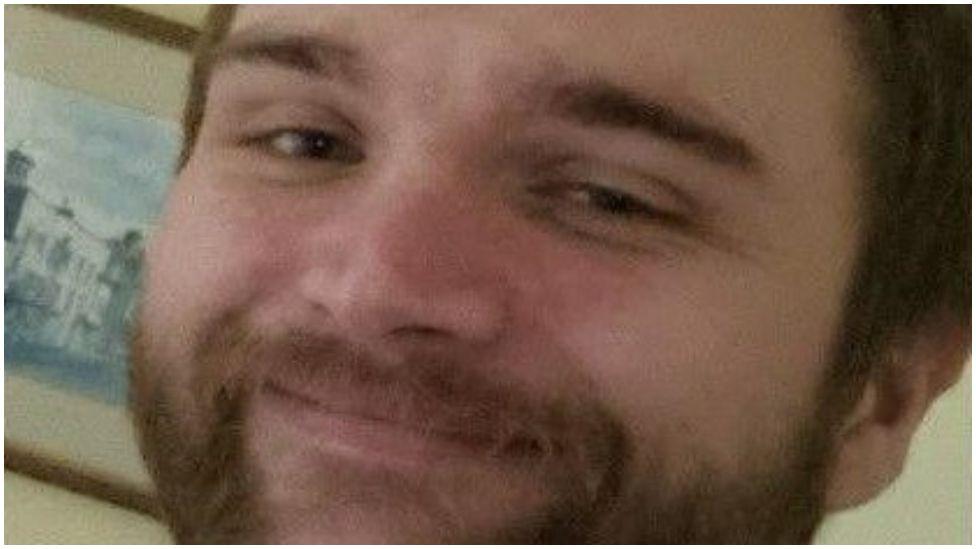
[133,6,866,543]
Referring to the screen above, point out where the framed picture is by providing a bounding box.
[5,5,202,517]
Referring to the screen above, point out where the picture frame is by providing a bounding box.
[5,4,201,519]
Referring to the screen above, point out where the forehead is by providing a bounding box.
[228,6,853,85]
[229,5,847,64]
[226,6,864,169]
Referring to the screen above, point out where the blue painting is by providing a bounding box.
[5,73,179,405]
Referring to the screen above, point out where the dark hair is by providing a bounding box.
[826,6,970,414]
[177,6,971,407]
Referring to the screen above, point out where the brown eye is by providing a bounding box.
[252,128,364,164]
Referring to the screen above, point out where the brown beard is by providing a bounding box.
[130,310,834,544]
[129,315,262,543]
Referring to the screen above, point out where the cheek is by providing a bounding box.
[525,253,840,473]
[141,170,295,363]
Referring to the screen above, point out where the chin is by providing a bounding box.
[247,413,583,544]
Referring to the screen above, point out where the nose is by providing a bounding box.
[298,174,510,351]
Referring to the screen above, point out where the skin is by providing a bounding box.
[132,5,962,543]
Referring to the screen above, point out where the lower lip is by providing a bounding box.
[255,383,501,470]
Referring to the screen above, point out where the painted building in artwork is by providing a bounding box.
[5,146,144,366]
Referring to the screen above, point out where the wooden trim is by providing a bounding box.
[5,441,163,521]
[34,5,200,52]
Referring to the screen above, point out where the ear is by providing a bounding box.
[823,315,969,511]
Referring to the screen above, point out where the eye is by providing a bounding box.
[247,128,364,164]
[526,178,694,253]
[559,183,658,219]
[532,181,664,221]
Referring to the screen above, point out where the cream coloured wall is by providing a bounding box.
[4,4,971,544]
[817,366,971,544]
[5,5,190,121]
[4,471,172,544]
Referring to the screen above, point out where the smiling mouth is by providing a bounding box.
[256,380,547,468]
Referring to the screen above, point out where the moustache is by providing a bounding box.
[188,314,628,491]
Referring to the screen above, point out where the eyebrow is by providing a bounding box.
[550,80,761,172]
[209,29,365,84]
[209,30,760,172]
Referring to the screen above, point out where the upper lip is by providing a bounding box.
[261,377,507,450]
